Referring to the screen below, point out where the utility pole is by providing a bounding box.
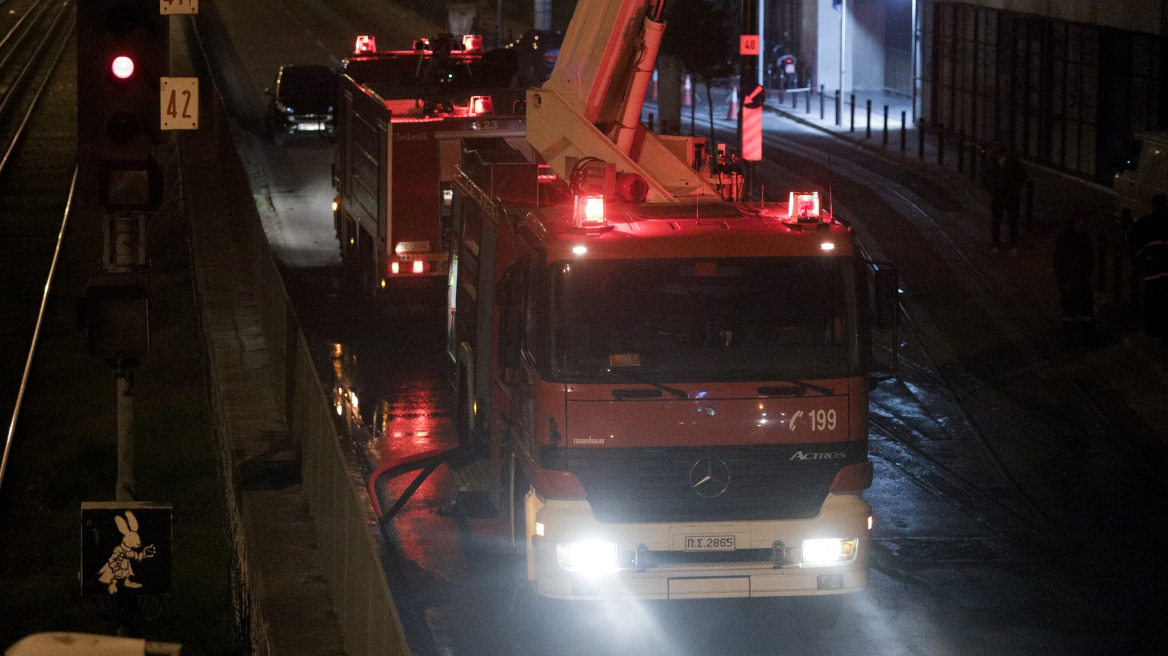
[740,0,765,194]
[840,0,847,99]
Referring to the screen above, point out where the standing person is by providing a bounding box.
[1053,215,1095,349]
[982,142,1027,254]
[1130,193,1168,343]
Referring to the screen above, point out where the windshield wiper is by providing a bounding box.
[758,380,835,397]
[603,369,689,399]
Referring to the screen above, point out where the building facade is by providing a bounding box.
[781,0,1168,182]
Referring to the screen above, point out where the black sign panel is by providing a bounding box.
[80,501,172,597]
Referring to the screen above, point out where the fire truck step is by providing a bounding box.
[448,456,491,493]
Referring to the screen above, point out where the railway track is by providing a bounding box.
[0,0,73,178]
[0,0,77,492]
[750,126,1168,633]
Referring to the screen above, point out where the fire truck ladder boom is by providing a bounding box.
[526,0,720,202]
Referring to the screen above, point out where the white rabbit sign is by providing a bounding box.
[80,502,172,597]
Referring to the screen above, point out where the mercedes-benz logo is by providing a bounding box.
[689,456,731,498]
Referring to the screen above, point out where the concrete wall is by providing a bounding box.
[851,0,886,91]
[185,17,412,656]
[815,0,887,93]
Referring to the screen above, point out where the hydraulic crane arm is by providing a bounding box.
[526,0,722,202]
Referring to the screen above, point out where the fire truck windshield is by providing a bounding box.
[550,257,865,382]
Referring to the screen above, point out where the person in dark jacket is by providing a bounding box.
[1130,193,1168,343]
[982,142,1027,254]
[1053,215,1095,349]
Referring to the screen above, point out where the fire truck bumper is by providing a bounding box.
[530,493,871,601]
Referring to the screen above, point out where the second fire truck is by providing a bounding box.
[332,34,528,301]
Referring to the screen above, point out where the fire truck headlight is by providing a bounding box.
[556,541,618,576]
[801,538,857,564]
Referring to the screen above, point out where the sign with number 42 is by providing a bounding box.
[161,77,198,130]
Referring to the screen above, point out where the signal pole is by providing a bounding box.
[77,0,170,503]
[76,2,196,636]
[740,0,765,196]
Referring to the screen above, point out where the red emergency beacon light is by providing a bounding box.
[469,95,494,116]
[354,35,377,54]
[111,55,135,80]
[572,195,607,229]
[462,34,483,52]
[787,191,822,223]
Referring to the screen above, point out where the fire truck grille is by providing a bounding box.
[539,445,865,523]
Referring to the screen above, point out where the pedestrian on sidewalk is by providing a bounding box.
[1130,193,1168,343]
[1053,215,1095,349]
[981,141,1027,254]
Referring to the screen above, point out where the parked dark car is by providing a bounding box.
[265,64,336,144]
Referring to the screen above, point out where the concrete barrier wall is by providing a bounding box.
[188,18,410,655]
[230,90,411,656]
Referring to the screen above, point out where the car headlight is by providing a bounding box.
[556,541,618,576]
[802,538,857,564]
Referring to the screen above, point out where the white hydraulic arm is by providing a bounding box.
[526,0,722,202]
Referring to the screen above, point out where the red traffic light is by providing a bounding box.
[111,55,135,79]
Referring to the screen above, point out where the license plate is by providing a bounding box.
[684,535,735,551]
[296,122,325,131]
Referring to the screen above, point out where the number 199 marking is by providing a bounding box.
[810,409,837,431]
[789,408,837,432]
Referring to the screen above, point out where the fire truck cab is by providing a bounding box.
[450,152,882,606]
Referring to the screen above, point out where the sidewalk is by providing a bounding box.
[667,80,1168,447]
[763,85,1168,446]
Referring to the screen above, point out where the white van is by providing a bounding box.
[1113,131,1168,223]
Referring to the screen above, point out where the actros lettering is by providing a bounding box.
[790,450,847,461]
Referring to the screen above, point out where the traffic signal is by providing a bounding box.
[77,0,168,210]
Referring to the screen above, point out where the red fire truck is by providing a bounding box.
[332,34,527,300]
[442,0,897,621]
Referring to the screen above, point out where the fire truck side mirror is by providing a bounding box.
[496,271,522,309]
[495,258,528,308]
[498,307,523,370]
[873,268,898,331]
[496,264,525,369]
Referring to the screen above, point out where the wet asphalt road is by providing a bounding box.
[196,1,1168,654]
